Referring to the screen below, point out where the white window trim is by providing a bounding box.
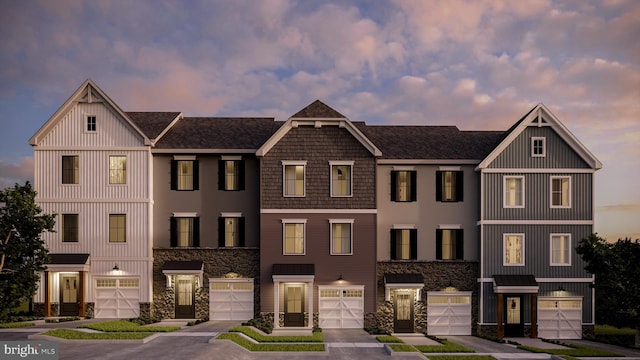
[329,161,354,197]
[108,155,127,185]
[173,155,196,161]
[221,155,242,161]
[329,219,354,255]
[438,224,461,229]
[108,213,127,244]
[282,160,307,197]
[85,114,97,133]
[531,137,546,157]
[550,233,572,266]
[550,176,572,208]
[503,176,525,208]
[220,212,243,218]
[282,219,307,255]
[503,233,525,266]
[172,212,198,217]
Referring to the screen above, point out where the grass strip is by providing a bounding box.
[518,344,623,357]
[79,319,179,332]
[425,356,495,360]
[0,322,35,328]
[228,326,323,342]
[43,329,152,340]
[376,335,404,343]
[416,339,475,353]
[217,333,325,351]
[595,325,636,336]
[388,344,418,352]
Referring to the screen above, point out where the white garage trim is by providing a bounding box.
[94,277,140,318]
[538,297,582,339]
[318,285,364,329]
[209,278,254,321]
[427,291,472,335]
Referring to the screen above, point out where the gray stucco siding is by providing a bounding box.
[488,126,590,169]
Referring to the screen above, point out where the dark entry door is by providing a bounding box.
[60,274,79,316]
[394,292,414,333]
[505,295,524,337]
[284,284,304,327]
[175,277,195,319]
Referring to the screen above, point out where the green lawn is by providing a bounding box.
[43,329,153,340]
[595,325,636,335]
[79,319,179,332]
[388,343,418,352]
[228,326,323,342]
[375,335,404,343]
[0,322,35,328]
[518,343,623,357]
[425,356,496,360]
[415,340,475,353]
[217,333,325,351]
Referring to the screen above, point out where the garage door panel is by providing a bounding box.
[538,298,582,339]
[209,279,254,321]
[318,286,364,329]
[95,278,140,319]
[427,292,471,336]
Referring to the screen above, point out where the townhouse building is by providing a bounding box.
[31,80,600,340]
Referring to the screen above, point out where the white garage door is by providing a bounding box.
[209,279,254,321]
[94,278,140,318]
[538,298,582,339]
[427,291,472,335]
[318,286,364,329]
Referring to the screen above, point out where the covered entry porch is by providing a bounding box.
[41,253,90,317]
[493,274,539,338]
[272,264,315,334]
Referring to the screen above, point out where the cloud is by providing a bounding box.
[0,157,34,189]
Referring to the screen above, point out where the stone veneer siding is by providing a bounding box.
[376,261,479,334]
[153,248,259,319]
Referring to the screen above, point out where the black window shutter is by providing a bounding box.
[193,218,200,247]
[170,217,177,247]
[218,160,225,190]
[410,171,417,201]
[218,217,225,248]
[390,229,397,259]
[436,171,443,201]
[170,160,177,190]
[456,229,464,260]
[193,160,199,190]
[239,160,245,190]
[239,217,245,247]
[410,229,418,260]
[436,229,443,260]
[390,171,397,201]
[456,171,464,202]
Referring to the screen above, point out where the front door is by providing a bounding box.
[394,291,414,333]
[59,274,79,316]
[284,284,304,327]
[175,276,195,319]
[505,296,524,337]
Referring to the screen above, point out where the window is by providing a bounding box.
[61,214,79,243]
[330,220,353,255]
[109,155,126,184]
[219,158,244,191]
[86,115,96,132]
[283,161,306,197]
[436,228,464,260]
[170,217,200,247]
[531,137,546,157]
[283,220,305,255]
[504,234,524,266]
[330,161,353,197]
[391,170,416,202]
[551,176,571,208]
[504,176,524,208]
[109,214,126,243]
[171,159,199,190]
[218,216,245,247]
[436,171,463,202]
[551,234,571,266]
[390,229,417,260]
[62,155,79,184]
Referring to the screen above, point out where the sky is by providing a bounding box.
[0,0,638,241]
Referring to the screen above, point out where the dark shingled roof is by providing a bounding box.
[384,273,424,284]
[162,260,203,271]
[154,117,282,149]
[291,100,346,119]
[272,264,315,275]
[355,123,503,160]
[48,253,90,264]
[127,112,180,139]
[493,274,538,287]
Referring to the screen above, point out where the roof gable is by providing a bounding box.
[127,112,182,140]
[290,99,346,119]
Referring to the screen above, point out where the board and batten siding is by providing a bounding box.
[488,127,590,169]
[483,173,592,221]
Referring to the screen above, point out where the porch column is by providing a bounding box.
[273,281,280,329]
[44,271,51,317]
[496,293,503,338]
[306,281,313,329]
[78,271,86,317]
[530,294,538,338]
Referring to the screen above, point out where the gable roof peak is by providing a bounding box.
[290,99,346,119]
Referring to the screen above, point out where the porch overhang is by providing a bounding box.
[384,273,424,301]
[45,253,90,272]
[493,274,539,294]
[162,261,204,287]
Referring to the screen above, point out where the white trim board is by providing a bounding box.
[261,209,377,214]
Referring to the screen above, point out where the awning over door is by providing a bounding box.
[384,273,424,301]
[272,263,315,275]
[45,253,90,272]
[493,274,539,293]
[162,261,204,287]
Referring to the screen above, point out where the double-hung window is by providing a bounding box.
[62,155,79,184]
[531,137,546,157]
[218,214,245,247]
[330,220,353,255]
[86,115,97,132]
[109,155,127,184]
[550,176,571,208]
[282,161,306,197]
[170,215,200,247]
[219,157,244,191]
[283,220,306,255]
[62,214,79,243]
[109,214,126,243]
[503,176,524,208]
[171,157,198,190]
[550,234,571,266]
[504,234,524,266]
[330,161,353,197]
[436,170,463,202]
[391,170,416,202]
[390,228,417,260]
[436,228,464,260]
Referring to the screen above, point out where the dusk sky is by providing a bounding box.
[0,0,638,241]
